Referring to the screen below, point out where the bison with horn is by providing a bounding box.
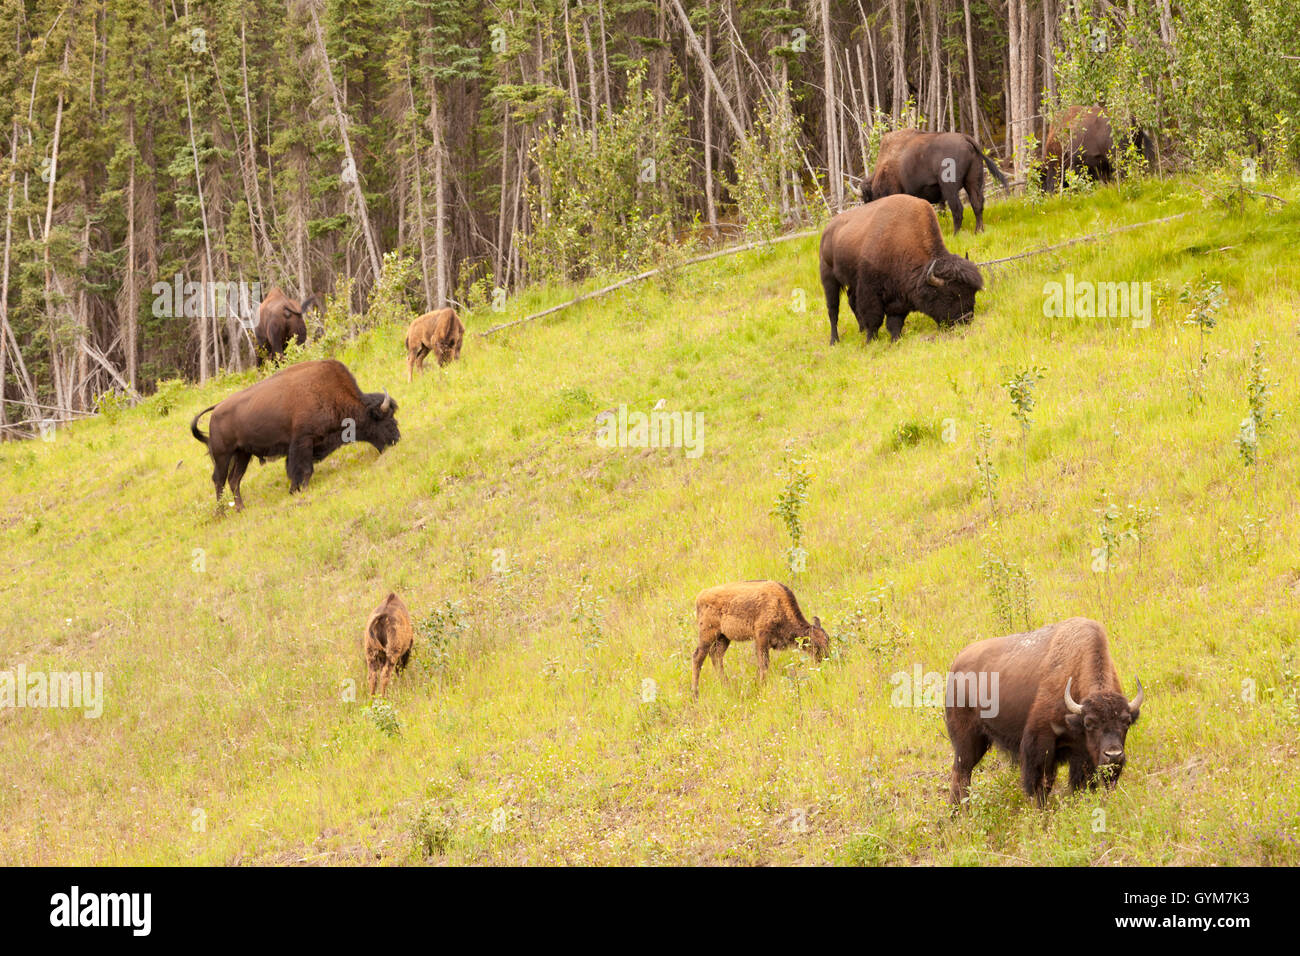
[944,617,1144,808]
[190,359,399,510]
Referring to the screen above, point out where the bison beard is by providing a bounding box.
[944,618,1144,808]
[819,194,983,345]
[190,359,399,510]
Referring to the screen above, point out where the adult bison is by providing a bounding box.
[1042,106,1155,192]
[190,359,399,510]
[255,287,320,366]
[819,193,983,345]
[405,308,464,381]
[861,130,1008,233]
[945,617,1145,808]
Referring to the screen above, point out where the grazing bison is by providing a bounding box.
[189,358,399,510]
[945,617,1145,808]
[405,308,464,381]
[819,194,983,345]
[692,581,829,697]
[255,287,320,365]
[861,130,1008,233]
[364,592,414,696]
[1042,106,1155,192]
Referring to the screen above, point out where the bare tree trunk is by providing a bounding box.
[183,73,214,383]
[702,2,718,234]
[308,2,383,284]
[668,0,747,145]
[821,0,842,209]
[964,0,979,135]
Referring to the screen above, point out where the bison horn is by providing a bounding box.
[1128,677,1144,713]
[379,387,393,413]
[925,260,946,287]
[1063,677,1084,714]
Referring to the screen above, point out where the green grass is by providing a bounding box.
[2,177,1300,865]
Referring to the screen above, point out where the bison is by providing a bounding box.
[189,358,399,510]
[405,308,464,381]
[255,287,320,366]
[861,130,1008,233]
[692,581,829,697]
[364,592,414,696]
[1042,106,1155,192]
[945,617,1145,808]
[819,193,983,345]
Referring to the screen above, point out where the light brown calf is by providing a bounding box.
[692,580,829,697]
[363,592,414,696]
[405,308,464,381]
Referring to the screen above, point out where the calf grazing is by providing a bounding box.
[405,308,464,381]
[819,194,983,345]
[692,581,829,697]
[364,592,414,696]
[945,617,1144,807]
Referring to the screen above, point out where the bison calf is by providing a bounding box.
[692,581,829,697]
[819,194,983,345]
[945,617,1144,808]
[364,592,414,696]
[405,308,464,381]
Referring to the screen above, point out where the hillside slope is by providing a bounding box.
[2,180,1299,865]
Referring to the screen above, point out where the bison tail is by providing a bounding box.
[190,405,217,445]
[966,135,1010,188]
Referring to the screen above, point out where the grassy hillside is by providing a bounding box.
[3,179,1299,865]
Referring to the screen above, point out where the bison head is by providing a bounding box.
[915,254,983,328]
[860,179,874,203]
[806,616,830,662]
[359,388,401,452]
[1054,677,1144,784]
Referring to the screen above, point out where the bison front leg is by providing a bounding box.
[1020,733,1057,807]
[754,638,771,682]
[852,282,885,342]
[885,314,907,342]
[286,436,315,494]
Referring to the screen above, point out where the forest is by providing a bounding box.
[0,0,1296,436]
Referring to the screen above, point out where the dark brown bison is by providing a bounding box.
[819,194,983,345]
[405,308,464,381]
[692,581,829,697]
[945,617,1145,808]
[189,358,399,510]
[364,592,414,696]
[255,287,320,366]
[861,130,1008,233]
[1042,106,1155,192]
